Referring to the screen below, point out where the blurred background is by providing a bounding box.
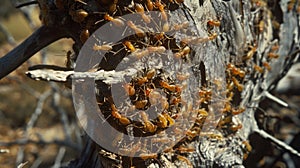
[0,0,82,167]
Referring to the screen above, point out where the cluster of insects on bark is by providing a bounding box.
[82,1,223,166]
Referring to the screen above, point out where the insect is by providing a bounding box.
[173,21,189,31]
[160,81,176,92]
[174,46,191,59]
[287,0,296,11]
[271,44,279,51]
[222,101,232,113]
[263,61,271,71]
[153,32,166,42]
[258,20,265,33]
[243,45,257,60]
[173,127,184,136]
[93,43,113,51]
[253,64,264,73]
[252,0,267,7]
[132,46,165,59]
[123,41,136,52]
[267,52,279,59]
[140,111,157,133]
[199,88,212,103]
[272,20,281,30]
[70,9,88,23]
[135,3,151,23]
[181,33,217,45]
[136,76,148,85]
[146,0,154,11]
[134,100,148,109]
[208,33,218,40]
[207,20,221,27]
[146,69,156,79]
[176,155,193,167]
[160,97,169,110]
[139,153,158,160]
[131,49,150,59]
[111,104,131,125]
[230,123,243,132]
[227,91,234,101]
[176,72,190,81]
[242,141,252,159]
[232,107,245,115]
[176,146,195,153]
[200,132,223,140]
[147,46,166,54]
[227,63,245,78]
[162,112,175,126]
[151,137,170,143]
[104,13,125,27]
[80,29,89,43]
[174,85,182,93]
[196,108,208,117]
[123,83,135,96]
[120,142,142,157]
[186,129,198,140]
[144,87,153,98]
[155,1,168,21]
[127,21,145,37]
[227,81,234,91]
[149,91,161,105]
[157,113,168,128]
[231,77,244,92]
[162,22,170,32]
[112,132,123,147]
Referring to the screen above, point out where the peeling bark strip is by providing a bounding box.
[26,68,138,84]
[0,0,300,167]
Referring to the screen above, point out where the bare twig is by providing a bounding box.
[265,91,289,107]
[25,90,52,134]
[15,147,25,167]
[52,147,66,168]
[0,138,81,151]
[15,1,38,8]
[6,76,41,98]
[51,89,72,141]
[17,161,28,168]
[30,157,42,168]
[254,129,300,158]
[0,23,16,45]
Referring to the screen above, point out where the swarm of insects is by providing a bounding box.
[64,0,236,166]
[88,8,220,160]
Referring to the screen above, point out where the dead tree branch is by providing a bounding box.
[0,26,68,79]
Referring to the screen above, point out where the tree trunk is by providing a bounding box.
[1,0,299,167]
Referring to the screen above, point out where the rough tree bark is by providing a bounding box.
[1,0,300,168]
